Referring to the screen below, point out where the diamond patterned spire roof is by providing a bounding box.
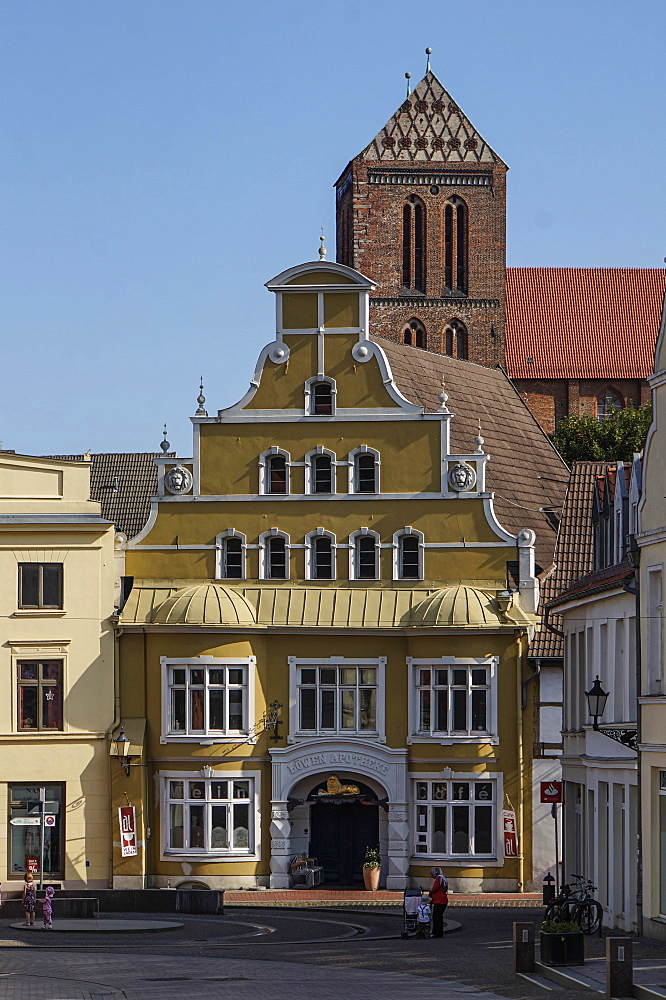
[359,72,504,166]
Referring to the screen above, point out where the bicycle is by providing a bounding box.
[568,874,603,935]
[544,882,577,923]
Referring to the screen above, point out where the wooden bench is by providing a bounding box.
[289,853,324,888]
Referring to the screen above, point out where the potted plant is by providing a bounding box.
[362,845,381,890]
[539,919,584,966]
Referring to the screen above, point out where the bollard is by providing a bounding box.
[606,937,633,999]
[513,922,535,974]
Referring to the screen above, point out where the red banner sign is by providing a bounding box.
[540,781,563,803]
[503,809,518,858]
[119,806,137,858]
[26,857,39,875]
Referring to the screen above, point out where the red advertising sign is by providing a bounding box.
[26,857,39,875]
[119,806,137,858]
[540,781,563,804]
[503,809,518,858]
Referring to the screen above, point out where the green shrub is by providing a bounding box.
[541,919,581,934]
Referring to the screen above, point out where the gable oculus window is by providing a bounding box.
[216,530,246,580]
[164,773,258,856]
[349,446,380,494]
[306,529,336,580]
[306,448,336,495]
[350,528,380,580]
[17,660,63,731]
[414,776,497,858]
[408,657,497,742]
[260,529,290,580]
[259,448,290,495]
[161,656,254,742]
[394,528,424,580]
[305,377,336,416]
[18,563,63,610]
[289,656,386,739]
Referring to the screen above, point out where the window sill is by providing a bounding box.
[12,610,66,617]
[162,852,258,862]
[411,854,500,866]
[161,734,255,745]
[407,735,499,745]
[291,733,384,743]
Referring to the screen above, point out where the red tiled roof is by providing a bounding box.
[506,268,666,380]
[549,557,633,607]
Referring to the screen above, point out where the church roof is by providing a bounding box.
[506,268,666,380]
[356,72,504,166]
[376,338,568,575]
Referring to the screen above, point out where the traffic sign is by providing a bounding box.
[540,781,563,803]
[44,815,56,827]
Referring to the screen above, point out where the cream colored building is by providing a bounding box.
[0,453,116,889]
[638,298,666,939]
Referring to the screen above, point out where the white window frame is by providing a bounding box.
[348,445,380,495]
[160,768,261,861]
[349,527,381,581]
[258,447,291,495]
[393,527,424,581]
[259,528,291,580]
[305,528,337,581]
[411,772,503,863]
[407,656,498,745]
[304,376,337,416]
[215,529,247,580]
[288,655,386,743]
[160,656,255,745]
[305,446,337,495]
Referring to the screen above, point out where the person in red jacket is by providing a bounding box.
[429,866,449,938]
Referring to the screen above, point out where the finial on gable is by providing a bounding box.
[160,423,170,454]
[318,227,326,260]
[405,71,411,97]
[425,47,432,73]
[438,376,450,412]
[195,377,208,416]
[474,419,485,454]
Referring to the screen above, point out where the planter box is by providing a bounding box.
[540,931,584,966]
[176,889,224,915]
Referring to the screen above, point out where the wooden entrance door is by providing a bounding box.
[309,801,379,885]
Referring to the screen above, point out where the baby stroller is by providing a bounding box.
[401,888,424,939]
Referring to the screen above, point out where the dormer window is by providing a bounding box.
[350,447,380,494]
[259,448,291,495]
[305,377,336,416]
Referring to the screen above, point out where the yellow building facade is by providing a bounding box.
[115,260,541,891]
[0,453,115,889]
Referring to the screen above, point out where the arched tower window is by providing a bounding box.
[402,196,426,292]
[444,196,468,295]
[444,320,468,360]
[402,318,427,351]
[597,388,624,420]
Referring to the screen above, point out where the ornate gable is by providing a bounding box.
[360,72,503,165]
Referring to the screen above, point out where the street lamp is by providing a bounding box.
[113,727,132,776]
[585,676,609,730]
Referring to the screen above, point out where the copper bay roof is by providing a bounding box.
[506,268,666,380]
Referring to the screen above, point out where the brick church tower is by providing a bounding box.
[335,71,507,366]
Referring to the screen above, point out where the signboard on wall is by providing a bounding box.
[119,806,137,858]
[26,858,39,875]
[503,809,518,858]
[540,781,563,804]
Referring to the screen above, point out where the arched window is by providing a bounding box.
[260,530,290,580]
[216,530,246,580]
[444,319,468,360]
[394,529,423,580]
[305,376,336,416]
[259,448,290,495]
[306,448,336,494]
[444,196,468,294]
[349,446,380,494]
[306,529,336,580]
[597,388,624,420]
[350,529,380,580]
[402,318,426,351]
[402,196,426,292]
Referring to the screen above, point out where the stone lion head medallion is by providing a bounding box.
[448,461,477,493]
[164,465,193,495]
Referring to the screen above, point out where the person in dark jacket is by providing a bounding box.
[429,866,449,938]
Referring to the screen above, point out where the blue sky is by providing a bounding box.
[2,0,664,456]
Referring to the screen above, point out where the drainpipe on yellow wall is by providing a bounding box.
[517,631,526,893]
[107,623,123,888]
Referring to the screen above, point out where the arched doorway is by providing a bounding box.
[308,777,381,885]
